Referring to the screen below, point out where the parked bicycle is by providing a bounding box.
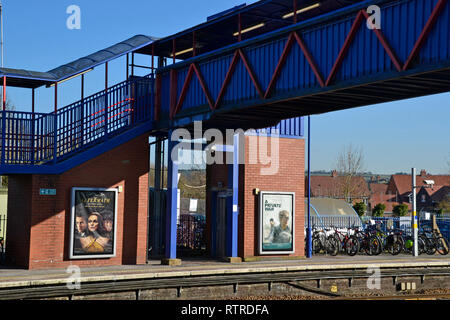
[420,228,449,256]
[355,228,379,255]
[311,227,339,256]
[329,226,360,256]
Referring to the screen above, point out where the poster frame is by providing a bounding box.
[259,191,295,255]
[69,187,118,260]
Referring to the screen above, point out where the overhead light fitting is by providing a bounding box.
[282,2,321,19]
[169,47,194,58]
[48,68,93,87]
[233,23,265,36]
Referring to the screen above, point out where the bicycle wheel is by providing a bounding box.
[366,236,381,256]
[424,236,437,255]
[435,237,449,256]
[312,236,322,254]
[326,235,339,256]
[418,236,426,255]
[345,235,360,256]
[387,235,403,256]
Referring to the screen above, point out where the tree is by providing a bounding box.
[437,195,450,214]
[372,203,386,217]
[393,204,409,217]
[334,143,365,203]
[447,153,450,174]
[0,94,15,111]
[353,201,366,217]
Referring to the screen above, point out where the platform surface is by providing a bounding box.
[0,254,449,289]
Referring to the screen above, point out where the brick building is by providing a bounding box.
[306,170,370,205]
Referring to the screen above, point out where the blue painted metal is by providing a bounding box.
[307,115,312,258]
[210,190,217,258]
[226,133,240,258]
[157,0,450,122]
[165,133,179,260]
[0,76,154,174]
[255,117,304,138]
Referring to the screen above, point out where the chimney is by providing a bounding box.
[331,170,338,178]
[420,169,427,177]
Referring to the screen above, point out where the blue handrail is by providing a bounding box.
[0,77,154,166]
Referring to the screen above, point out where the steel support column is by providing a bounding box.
[306,115,312,258]
[165,133,179,261]
[226,134,239,258]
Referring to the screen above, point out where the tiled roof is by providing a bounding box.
[307,174,370,198]
[390,171,450,196]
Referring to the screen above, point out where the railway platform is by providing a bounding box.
[0,254,449,300]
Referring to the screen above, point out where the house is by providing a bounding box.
[368,181,407,215]
[306,170,370,205]
[385,170,450,213]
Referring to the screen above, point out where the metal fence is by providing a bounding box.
[308,215,450,242]
[177,214,207,256]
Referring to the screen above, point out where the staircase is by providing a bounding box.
[0,76,154,174]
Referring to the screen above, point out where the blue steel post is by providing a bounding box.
[211,190,217,258]
[104,62,109,139]
[31,88,35,165]
[80,74,85,147]
[1,77,5,165]
[165,133,179,260]
[307,115,312,258]
[1,110,4,166]
[226,134,239,258]
[53,83,58,164]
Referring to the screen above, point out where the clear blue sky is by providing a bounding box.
[2,0,450,175]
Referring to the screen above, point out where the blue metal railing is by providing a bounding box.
[309,215,450,242]
[0,76,154,166]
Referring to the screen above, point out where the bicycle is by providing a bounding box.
[311,227,340,256]
[421,229,449,256]
[330,226,360,256]
[355,226,382,256]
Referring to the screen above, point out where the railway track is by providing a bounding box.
[0,266,449,300]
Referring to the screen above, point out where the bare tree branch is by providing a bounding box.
[334,143,365,202]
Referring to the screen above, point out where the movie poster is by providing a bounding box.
[70,188,117,259]
[259,191,295,254]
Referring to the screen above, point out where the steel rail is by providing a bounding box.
[0,266,448,300]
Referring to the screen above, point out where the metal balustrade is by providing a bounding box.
[0,77,154,167]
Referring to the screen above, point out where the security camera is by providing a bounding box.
[424,180,435,189]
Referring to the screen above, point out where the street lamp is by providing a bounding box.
[411,168,434,256]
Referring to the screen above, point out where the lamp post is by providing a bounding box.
[411,167,434,257]
[411,168,418,257]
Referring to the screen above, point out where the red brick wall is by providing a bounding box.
[241,136,305,259]
[206,136,305,259]
[6,134,149,269]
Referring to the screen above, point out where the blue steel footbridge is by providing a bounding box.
[0,0,449,174]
